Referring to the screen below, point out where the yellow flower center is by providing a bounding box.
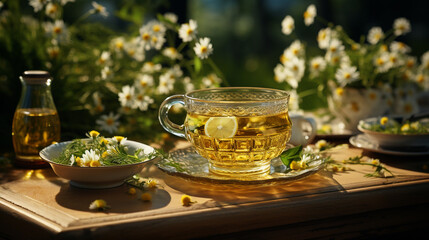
[351,101,359,112]
[417,74,424,83]
[303,11,311,19]
[142,33,150,41]
[380,117,388,125]
[53,26,62,34]
[312,62,320,69]
[153,25,161,32]
[186,28,193,35]
[344,72,351,79]
[106,118,114,126]
[336,87,344,96]
[200,46,207,53]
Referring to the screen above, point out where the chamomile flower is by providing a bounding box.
[373,52,391,73]
[164,12,178,23]
[327,38,344,55]
[135,74,154,90]
[281,15,294,35]
[201,73,222,88]
[183,77,195,92]
[390,41,411,54]
[91,1,108,17]
[89,199,109,210]
[162,47,182,60]
[274,64,287,83]
[317,27,332,49]
[396,97,419,115]
[335,64,360,87]
[47,45,60,59]
[303,4,317,26]
[150,34,166,50]
[157,73,175,94]
[96,112,120,134]
[393,18,411,36]
[284,57,305,89]
[111,37,125,53]
[61,0,75,6]
[420,51,429,70]
[45,3,59,19]
[118,85,135,108]
[193,37,213,59]
[414,71,429,88]
[81,149,100,167]
[367,27,384,45]
[181,195,193,206]
[133,92,154,111]
[387,51,404,68]
[97,51,111,65]
[112,136,127,145]
[141,193,152,202]
[365,89,380,102]
[179,19,198,42]
[309,56,326,76]
[144,178,159,189]
[139,25,152,50]
[288,89,300,112]
[141,62,162,73]
[124,38,145,61]
[380,117,389,125]
[101,66,113,80]
[29,0,48,12]
[147,20,166,36]
[44,20,69,43]
[285,40,305,58]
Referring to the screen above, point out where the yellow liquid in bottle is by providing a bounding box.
[12,108,60,167]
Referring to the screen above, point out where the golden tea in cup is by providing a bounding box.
[159,87,291,178]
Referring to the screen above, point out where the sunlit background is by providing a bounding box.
[1,0,428,152]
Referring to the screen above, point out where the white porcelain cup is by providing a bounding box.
[290,114,317,146]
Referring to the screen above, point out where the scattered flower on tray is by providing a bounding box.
[181,194,194,207]
[141,192,152,202]
[89,199,110,211]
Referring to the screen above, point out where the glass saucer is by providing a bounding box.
[156,147,326,185]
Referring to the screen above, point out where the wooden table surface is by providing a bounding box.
[1,142,429,240]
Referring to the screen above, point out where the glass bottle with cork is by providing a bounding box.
[12,70,61,168]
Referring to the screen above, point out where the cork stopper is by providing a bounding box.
[21,70,51,84]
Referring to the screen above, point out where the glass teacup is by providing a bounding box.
[159,87,292,178]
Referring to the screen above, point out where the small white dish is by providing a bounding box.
[349,134,429,156]
[40,140,156,189]
[358,117,429,149]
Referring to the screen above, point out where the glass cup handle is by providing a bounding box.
[303,117,317,144]
[158,95,186,138]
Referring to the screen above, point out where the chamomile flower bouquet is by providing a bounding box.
[0,0,223,144]
[275,4,429,131]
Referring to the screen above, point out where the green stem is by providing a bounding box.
[207,58,228,86]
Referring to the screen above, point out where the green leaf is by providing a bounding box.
[280,145,303,167]
[194,56,202,73]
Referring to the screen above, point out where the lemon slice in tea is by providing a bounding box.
[204,116,238,138]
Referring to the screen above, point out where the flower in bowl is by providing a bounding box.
[39,131,157,189]
[358,117,429,151]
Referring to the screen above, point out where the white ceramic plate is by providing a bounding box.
[40,140,156,189]
[349,134,429,156]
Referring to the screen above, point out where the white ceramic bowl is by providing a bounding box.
[40,140,156,189]
[358,117,429,150]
